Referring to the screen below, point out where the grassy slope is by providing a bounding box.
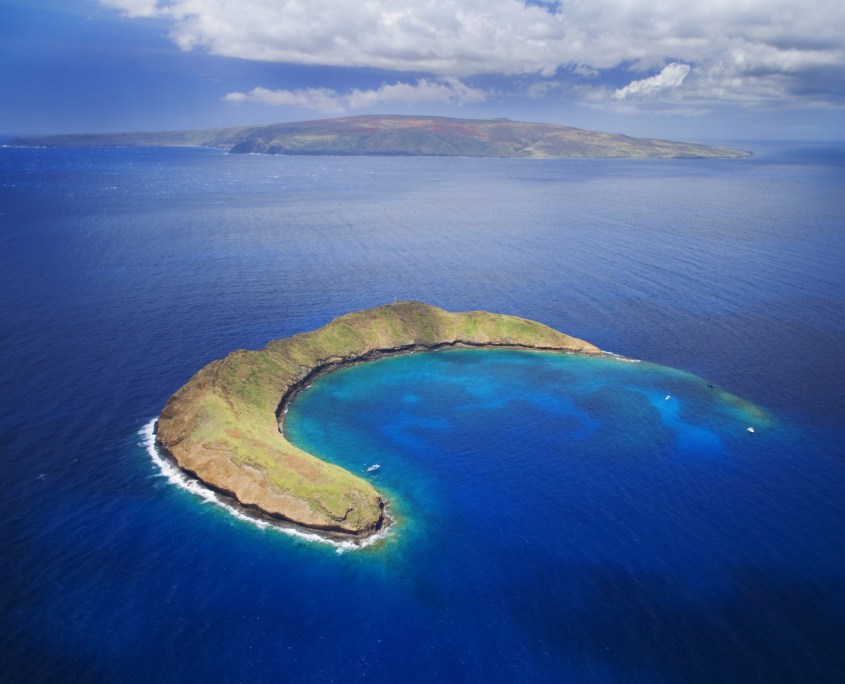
[8,126,253,149]
[237,116,748,159]
[156,302,600,537]
[10,115,750,159]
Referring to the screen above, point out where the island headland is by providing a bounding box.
[155,302,601,541]
[10,114,750,159]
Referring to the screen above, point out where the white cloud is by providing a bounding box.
[224,87,348,112]
[102,0,845,109]
[614,63,691,100]
[353,79,487,107]
[224,79,488,112]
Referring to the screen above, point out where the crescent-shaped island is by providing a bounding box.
[155,302,601,540]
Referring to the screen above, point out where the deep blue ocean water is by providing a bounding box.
[1,142,843,682]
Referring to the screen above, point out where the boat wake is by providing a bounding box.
[603,350,642,363]
[139,418,389,553]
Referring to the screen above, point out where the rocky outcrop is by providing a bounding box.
[156,302,600,540]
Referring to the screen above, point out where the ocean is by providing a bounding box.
[0,142,843,682]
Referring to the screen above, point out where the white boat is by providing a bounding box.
[366,464,381,472]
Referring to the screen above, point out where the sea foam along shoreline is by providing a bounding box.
[140,418,391,553]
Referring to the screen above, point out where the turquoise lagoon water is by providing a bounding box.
[1,142,843,682]
[283,349,841,680]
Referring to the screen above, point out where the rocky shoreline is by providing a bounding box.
[156,302,600,542]
[152,427,389,543]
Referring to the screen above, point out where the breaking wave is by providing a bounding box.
[139,418,389,553]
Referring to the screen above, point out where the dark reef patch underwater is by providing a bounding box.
[1,142,843,682]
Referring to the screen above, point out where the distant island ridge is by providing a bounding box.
[9,114,750,159]
[155,302,601,540]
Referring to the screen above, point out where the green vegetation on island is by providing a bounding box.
[10,115,750,159]
[156,302,601,539]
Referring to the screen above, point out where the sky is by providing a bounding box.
[1,0,844,140]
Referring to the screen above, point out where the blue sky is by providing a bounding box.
[2,0,843,139]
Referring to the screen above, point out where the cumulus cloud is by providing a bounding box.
[224,87,347,113]
[224,79,488,112]
[102,0,845,109]
[614,63,691,100]
[348,79,487,107]
[102,0,567,75]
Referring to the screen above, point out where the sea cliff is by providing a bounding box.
[156,302,601,539]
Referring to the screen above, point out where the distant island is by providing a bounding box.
[9,114,750,159]
[155,302,601,540]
